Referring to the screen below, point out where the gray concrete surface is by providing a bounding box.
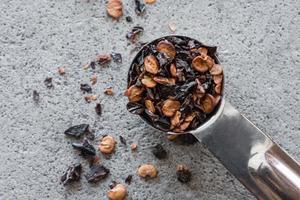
[0,0,299,199]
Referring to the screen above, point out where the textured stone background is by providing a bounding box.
[0,0,299,199]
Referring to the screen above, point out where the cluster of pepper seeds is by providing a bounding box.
[125,36,223,133]
[61,125,192,200]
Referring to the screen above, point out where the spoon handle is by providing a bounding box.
[193,99,300,200]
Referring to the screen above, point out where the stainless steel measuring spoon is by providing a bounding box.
[127,36,300,200]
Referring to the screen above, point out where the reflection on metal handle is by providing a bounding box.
[191,99,300,200]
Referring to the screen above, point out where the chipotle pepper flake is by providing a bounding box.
[168,22,176,32]
[107,0,123,19]
[33,90,39,103]
[215,84,222,94]
[153,76,176,85]
[151,144,167,159]
[170,63,177,77]
[90,74,97,85]
[124,85,144,102]
[44,77,53,88]
[198,47,208,56]
[144,55,159,74]
[84,95,97,103]
[95,103,102,116]
[134,0,146,16]
[58,67,65,75]
[162,99,181,117]
[96,54,112,65]
[144,0,156,4]
[170,111,181,127]
[99,135,116,154]
[156,40,176,58]
[179,121,191,131]
[126,26,144,43]
[86,164,110,183]
[138,164,158,178]
[60,163,82,185]
[145,99,156,113]
[176,164,191,183]
[107,183,127,200]
[131,143,138,151]
[80,83,92,93]
[201,94,215,113]
[119,135,127,145]
[213,74,223,84]
[192,56,210,72]
[210,64,223,75]
[104,87,114,95]
[125,174,133,185]
[214,95,221,106]
[141,75,157,88]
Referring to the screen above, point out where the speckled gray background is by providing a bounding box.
[0,0,299,199]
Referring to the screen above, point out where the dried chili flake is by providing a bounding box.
[111,52,122,63]
[168,22,176,32]
[80,83,92,93]
[151,144,167,159]
[86,164,110,183]
[134,0,146,16]
[107,0,123,19]
[126,16,133,22]
[126,102,144,114]
[72,138,96,156]
[90,74,97,85]
[58,67,65,75]
[145,0,156,4]
[104,87,114,95]
[176,164,191,183]
[126,26,144,43]
[125,175,133,185]
[119,135,126,145]
[96,54,111,65]
[64,124,90,138]
[60,163,82,185]
[33,90,39,103]
[44,77,53,88]
[84,95,97,103]
[95,103,102,116]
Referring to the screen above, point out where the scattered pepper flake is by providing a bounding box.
[107,0,123,19]
[131,143,138,151]
[168,22,176,32]
[86,164,110,183]
[176,164,191,183]
[33,90,39,103]
[134,0,146,16]
[125,175,133,185]
[107,183,127,200]
[138,164,158,178]
[151,144,167,159]
[99,135,116,154]
[90,74,97,85]
[144,0,156,4]
[95,103,102,116]
[104,87,114,95]
[84,95,97,103]
[96,54,112,65]
[58,67,65,75]
[60,163,82,185]
[80,83,92,93]
[119,136,127,145]
[44,77,53,88]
